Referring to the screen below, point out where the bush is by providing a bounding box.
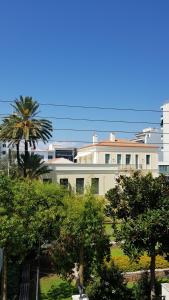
[86,264,133,300]
[111,255,169,272]
[132,273,162,300]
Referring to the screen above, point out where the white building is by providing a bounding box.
[131,102,169,177]
[131,127,162,161]
[45,134,159,195]
[32,143,77,162]
[159,102,169,176]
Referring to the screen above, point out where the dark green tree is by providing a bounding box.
[106,172,169,299]
[19,152,51,179]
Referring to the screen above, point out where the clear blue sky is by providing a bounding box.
[0,0,169,145]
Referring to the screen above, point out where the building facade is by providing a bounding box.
[45,134,159,195]
[32,143,77,162]
[131,127,162,161]
[159,102,169,176]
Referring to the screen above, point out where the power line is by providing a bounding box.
[0,99,167,112]
[37,116,160,125]
[0,113,162,125]
[1,138,165,145]
[39,103,162,113]
[52,128,167,135]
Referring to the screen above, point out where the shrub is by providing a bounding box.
[111,255,169,272]
[86,264,133,300]
[132,273,162,300]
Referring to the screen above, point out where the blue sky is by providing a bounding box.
[0,0,169,145]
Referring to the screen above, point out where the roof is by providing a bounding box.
[79,139,158,149]
[46,157,74,164]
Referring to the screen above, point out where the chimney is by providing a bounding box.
[48,143,54,151]
[110,132,115,142]
[93,133,98,144]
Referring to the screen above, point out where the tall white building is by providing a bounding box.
[133,103,169,177]
[131,127,162,160]
[159,102,169,175]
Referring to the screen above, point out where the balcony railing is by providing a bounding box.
[117,164,142,171]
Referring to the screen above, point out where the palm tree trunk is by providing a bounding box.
[150,250,156,299]
[24,140,29,177]
[16,142,20,167]
[1,248,8,300]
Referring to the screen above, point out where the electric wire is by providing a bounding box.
[0,99,167,112]
[0,113,163,125]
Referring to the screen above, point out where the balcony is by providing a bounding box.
[117,164,142,171]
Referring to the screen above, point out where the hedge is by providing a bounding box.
[111,255,169,272]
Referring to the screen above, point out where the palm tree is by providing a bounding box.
[0,114,22,166]
[20,153,51,179]
[0,96,53,176]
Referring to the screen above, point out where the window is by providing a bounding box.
[2,144,6,147]
[126,154,131,165]
[146,155,150,165]
[117,154,121,165]
[2,151,6,155]
[135,154,139,169]
[105,154,110,164]
[91,178,99,194]
[48,155,53,160]
[60,178,69,188]
[76,178,84,194]
[55,149,75,161]
[159,165,167,173]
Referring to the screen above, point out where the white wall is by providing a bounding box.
[162,283,169,299]
[161,103,169,163]
[45,163,159,195]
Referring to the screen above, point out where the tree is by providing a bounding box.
[0,96,52,175]
[0,176,67,299]
[105,172,169,299]
[19,152,51,179]
[51,191,110,289]
[0,114,21,166]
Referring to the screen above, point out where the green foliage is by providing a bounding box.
[111,246,124,257]
[106,172,169,297]
[20,152,51,179]
[132,273,162,300]
[0,175,67,258]
[111,255,169,272]
[51,191,110,282]
[0,96,53,176]
[106,172,169,221]
[0,96,53,146]
[40,275,74,300]
[0,175,70,298]
[86,264,133,300]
